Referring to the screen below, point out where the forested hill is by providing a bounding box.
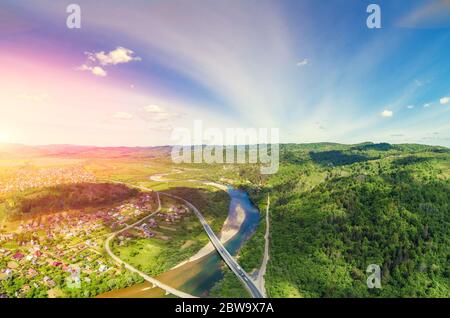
[243,143,449,297]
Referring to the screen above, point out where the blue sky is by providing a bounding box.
[0,0,449,146]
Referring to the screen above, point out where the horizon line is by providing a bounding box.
[0,141,448,150]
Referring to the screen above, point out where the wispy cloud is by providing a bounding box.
[138,104,183,131]
[406,105,415,109]
[423,103,431,108]
[112,111,133,120]
[141,104,181,122]
[397,0,450,29]
[297,58,310,67]
[17,93,49,103]
[78,64,107,77]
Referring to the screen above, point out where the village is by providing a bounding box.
[0,166,97,194]
[0,188,192,298]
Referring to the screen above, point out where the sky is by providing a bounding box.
[0,0,449,147]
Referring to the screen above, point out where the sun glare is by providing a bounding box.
[0,131,11,143]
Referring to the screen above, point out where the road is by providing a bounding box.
[104,191,197,298]
[255,195,270,297]
[109,175,265,298]
[160,191,264,298]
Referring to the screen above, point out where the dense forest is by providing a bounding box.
[220,142,449,298]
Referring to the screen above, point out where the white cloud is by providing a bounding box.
[91,66,107,77]
[414,79,431,87]
[78,47,140,77]
[143,104,165,113]
[381,110,393,117]
[423,103,431,108]
[440,97,450,105]
[87,47,141,66]
[406,105,414,109]
[113,112,133,120]
[297,58,310,67]
[78,64,107,77]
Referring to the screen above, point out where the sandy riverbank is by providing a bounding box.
[172,201,246,269]
[148,171,246,270]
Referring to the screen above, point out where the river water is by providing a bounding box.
[99,187,260,298]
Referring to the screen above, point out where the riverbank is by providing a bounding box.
[172,200,246,269]
[149,172,247,270]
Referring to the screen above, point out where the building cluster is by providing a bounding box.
[0,192,156,298]
[118,203,190,243]
[0,167,96,194]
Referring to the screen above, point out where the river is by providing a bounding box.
[99,186,260,298]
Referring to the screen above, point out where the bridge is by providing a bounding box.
[161,191,265,298]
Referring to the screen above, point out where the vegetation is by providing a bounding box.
[5,183,138,218]
[112,185,230,277]
[227,143,450,298]
[1,142,448,298]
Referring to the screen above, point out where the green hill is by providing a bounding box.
[236,143,449,297]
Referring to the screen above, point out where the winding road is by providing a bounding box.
[104,191,197,298]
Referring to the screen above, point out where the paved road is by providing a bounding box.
[104,192,197,298]
[255,195,270,297]
[109,176,265,298]
[161,191,265,298]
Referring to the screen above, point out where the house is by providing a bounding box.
[7,261,18,269]
[19,285,31,296]
[27,268,38,278]
[12,252,25,260]
[98,264,107,273]
[43,276,56,287]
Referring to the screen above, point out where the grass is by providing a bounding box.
[115,239,164,268]
[111,185,230,277]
